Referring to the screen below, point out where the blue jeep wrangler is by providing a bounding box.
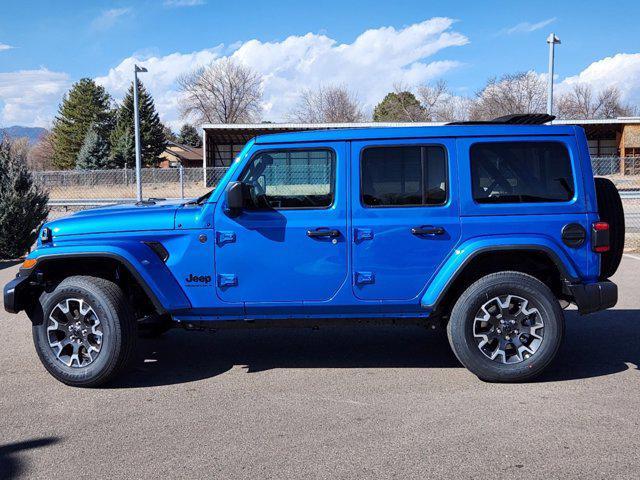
[3,114,624,386]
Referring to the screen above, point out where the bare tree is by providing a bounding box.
[556,84,636,119]
[290,85,365,123]
[27,131,55,170]
[598,87,636,118]
[469,72,547,120]
[434,95,472,122]
[178,58,263,124]
[417,80,449,120]
[416,80,471,122]
[7,136,30,163]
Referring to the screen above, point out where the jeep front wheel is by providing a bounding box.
[32,276,137,387]
[447,271,564,382]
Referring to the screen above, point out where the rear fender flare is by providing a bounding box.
[420,236,579,311]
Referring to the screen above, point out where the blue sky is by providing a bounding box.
[1,0,639,127]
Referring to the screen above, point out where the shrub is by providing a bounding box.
[0,136,49,259]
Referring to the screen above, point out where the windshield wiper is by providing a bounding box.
[185,191,213,206]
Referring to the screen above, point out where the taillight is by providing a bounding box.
[592,222,610,253]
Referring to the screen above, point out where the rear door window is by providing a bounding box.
[361,146,447,207]
[470,142,574,204]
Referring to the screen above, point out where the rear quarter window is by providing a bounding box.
[470,141,574,204]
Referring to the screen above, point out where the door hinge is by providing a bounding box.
[354,271,375,285]
[354,228,373,242]
[216,231,236,246]
[217,273,238,287]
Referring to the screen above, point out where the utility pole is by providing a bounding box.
[133,64,148,202]
[546,33,561,116]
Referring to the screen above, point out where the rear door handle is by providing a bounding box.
[411,226,445,236]
[307,228,341,238]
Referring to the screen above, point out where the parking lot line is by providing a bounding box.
[623,253,640,261]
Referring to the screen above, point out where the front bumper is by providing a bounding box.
[568,280,617,315]
[3,272,31,314]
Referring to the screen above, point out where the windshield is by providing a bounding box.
[190,139,255,205]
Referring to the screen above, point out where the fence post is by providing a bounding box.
[179,165,185,199]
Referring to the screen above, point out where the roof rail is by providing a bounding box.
[448,113,555,126]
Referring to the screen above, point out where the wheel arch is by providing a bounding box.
[423,244,576,317]
[14,249,190,320]
[33,253,166,314]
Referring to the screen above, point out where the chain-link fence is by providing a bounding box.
[35,157,640,251]
[34,167,229,205]
[591,157,640,251]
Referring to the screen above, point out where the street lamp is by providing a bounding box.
[133,64,148,202]
[546,33,561,116]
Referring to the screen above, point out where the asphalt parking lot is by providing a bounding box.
[1,256,640,479]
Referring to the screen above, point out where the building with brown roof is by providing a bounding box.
[158,142,203,168]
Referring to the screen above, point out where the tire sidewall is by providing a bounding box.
[33,283,122,386]
[449,274,564,382]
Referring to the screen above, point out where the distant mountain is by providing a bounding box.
[0,126,48,145]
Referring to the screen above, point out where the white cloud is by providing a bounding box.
[4,17,638,130]
[97,17,468,127]
[0,68,70,127]
[164,0,206,6]
[91,8,131,31]
[0,43,14,52]
[557,53,640,107]
[501,17,556,35]
[95,47,225,129]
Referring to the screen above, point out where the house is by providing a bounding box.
[158,142,203,168]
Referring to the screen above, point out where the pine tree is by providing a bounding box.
[110,129,135,169]
[76,124,114,170]
[178,124,202,147]
[110,81,166,168]
[373,91,426,122]
[163,124,178,143]
[51,78,113,170]
[0,137,49,259]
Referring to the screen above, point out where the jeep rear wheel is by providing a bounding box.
[447,271,564,382]
[33,276,137,387]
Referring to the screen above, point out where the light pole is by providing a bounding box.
[133,64,148,202]
[546,33,561,116]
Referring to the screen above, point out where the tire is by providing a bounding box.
[594,177,625,279]
[447,272,564,382]
[32,276,137,387]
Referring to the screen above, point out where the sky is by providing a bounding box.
[1,0,639,129]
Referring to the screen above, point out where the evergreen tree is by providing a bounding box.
[76,124,114,170]
[51,78,113,169]
[110,81,166,168]
[110,129,135,169]
[0,136,49,259]
[163,124,178,143]
[373,91,426,122]
[177,124,202,147]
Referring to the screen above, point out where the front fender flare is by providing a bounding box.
[420,236,580,311]
[24,243,191,313]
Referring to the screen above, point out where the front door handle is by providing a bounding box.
[411,226,445,236]
[307,228,341,238]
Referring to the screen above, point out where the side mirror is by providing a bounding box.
[225,181,244,217]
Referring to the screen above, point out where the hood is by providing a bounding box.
[47,199,185,237]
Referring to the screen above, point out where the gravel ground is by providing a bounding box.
[1,256,640,479]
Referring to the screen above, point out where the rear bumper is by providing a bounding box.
[568,280,617,315]
[3,273,31,314]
